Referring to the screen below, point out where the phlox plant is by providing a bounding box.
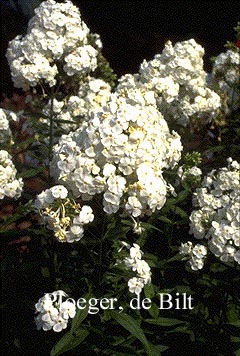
[1,1,240,355]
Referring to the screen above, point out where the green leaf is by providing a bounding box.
[175,285,193,294]
[50,328,89,356]
[165,253,183,263]
[145,317,186,326]
[105,345,140,355]
[170,206,189,220]
[147,303,159,319]
[71,294,91,331]
[166,197,177,206]
[229,321,240,327]
[40,267,50,278]
[231,337,240,343]
[150,344,169,353]
[158,216,173,225]
[203,145,224,154]
[109,311,159,356]
[18,167,44,179]
[176,189,190,202]
[141,222,163,233]
[166,325,191,334]
[144,283,155,299]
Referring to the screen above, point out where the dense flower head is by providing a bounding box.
[6,0,101,90]
[35,290,76,332]
[0,150,23,200]
[50,91,183,219]
[182,158,240,269]
[34,185,94,242]
[134,39,221,126]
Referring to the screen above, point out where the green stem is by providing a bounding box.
[49,91,54,163]
[97,215,107,293]
[47,88,55,183]
[217,291,229,333]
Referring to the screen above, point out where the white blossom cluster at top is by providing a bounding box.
[180,158,240,269]
[0,150,23,200]
[6,0,101,90]
[116,39,221,127]
[35,290,76,332]
[34,185,94,242]
[25,37,223,135]
[6,0,223,130]
[50,90,183,219]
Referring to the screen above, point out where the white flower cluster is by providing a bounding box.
[179,241,207,270]
[126,39,221,126]
[50,91,183,219]
[35,290,76,332]
[0,150,23,200]
[0,108,17,144]
[123,243,151,294]
[212,49,240,88]
[212,49,240,110]
[6,0,101,90]
[34,185,94,242]
[181,158,240,269]
[42,76,111,132]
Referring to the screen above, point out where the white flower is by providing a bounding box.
[35,294,53,313]
[50,185,68,199]
[125,196,143,217]
[103,163,116,177]
[234,250,240,264]
[128,277,145,294]
[70,224,84,237]
[132,220,145,235]
[189,257,204,270]
[53,316,68,332]
[34,189,55,209]
[77,205,94,224]
[59,300,76,319]
[192,244,208,259]
[130,243,143,260]
[179,242,193,255]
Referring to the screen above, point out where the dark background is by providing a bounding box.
[1,0,240,99]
